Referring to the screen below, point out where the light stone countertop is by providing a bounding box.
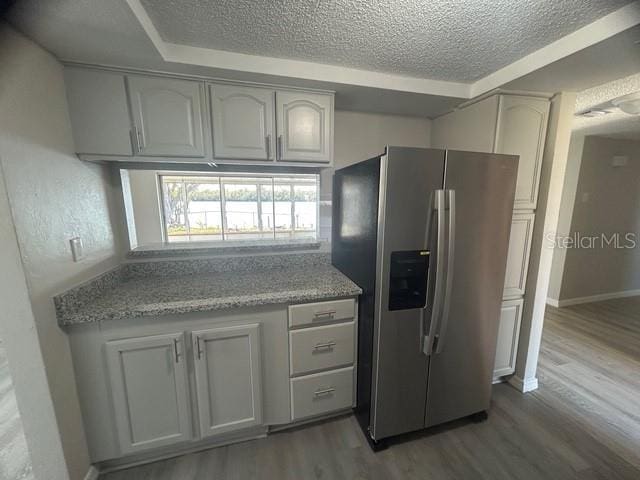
[57,264,361,326]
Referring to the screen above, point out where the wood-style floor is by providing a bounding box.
[102,298,640,480]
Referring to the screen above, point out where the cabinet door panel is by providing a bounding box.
[64,68,133,155]
[276,91,332,163]
[211,84,274,160]
[503,213,535,298]
[494,299,524,378]
[494,96,550,210]
[128,76,205,157]
[193,324,263,437]
[105,333,191,454]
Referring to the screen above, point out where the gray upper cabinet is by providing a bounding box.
[105,332,191,455]
[192,323,263,438]
[276,91,333,164]
[494,96,550,210]
[63,66,334,165]
[127,76,206,157]
[210,84,275,161]
[64,68,133,156]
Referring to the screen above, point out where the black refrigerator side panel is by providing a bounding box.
[331,156,381,433]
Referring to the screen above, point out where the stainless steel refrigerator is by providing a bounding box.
[332,146,518,447]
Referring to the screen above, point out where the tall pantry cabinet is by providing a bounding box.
[431,93,550,381]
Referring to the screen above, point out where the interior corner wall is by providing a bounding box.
[320,110,431,240]
[558,136,640,301]
[547,133,585,303]
[0,23,127,479]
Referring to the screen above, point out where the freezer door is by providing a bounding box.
[371,147,445,440]
[425,150,518,427]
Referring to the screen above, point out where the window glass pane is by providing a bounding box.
[273,184,292,238]
[186,180,222,241]
[294,184,317,238]
[162,179,187,243]
[160,174,317,243]
[260,183,275,237]
[223,180,262,240]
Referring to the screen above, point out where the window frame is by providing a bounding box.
[156,171,320,244]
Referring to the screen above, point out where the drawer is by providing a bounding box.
[290,322,355,375]
[291,366,354,420]
[289,298,355,328]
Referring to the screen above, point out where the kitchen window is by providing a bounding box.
[159,173,319,243]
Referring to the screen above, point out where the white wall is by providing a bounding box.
[0,24,127,479]
[513,92,577,389]
[556,136,640,301]
[319,110,431,239]
[547,133,585,302]
[125,111,431,244]
[128,169,163,245]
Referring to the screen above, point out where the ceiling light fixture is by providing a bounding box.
[578,109,610,118]
[612,92,640,115]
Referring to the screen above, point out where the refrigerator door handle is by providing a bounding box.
[435,189,456,354]
[423,190,446,356]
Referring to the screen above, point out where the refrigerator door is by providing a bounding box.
[332,156,382,434]
[425,150,518,427]
[371,147,445,440]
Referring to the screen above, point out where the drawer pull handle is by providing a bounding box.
[314,387,336,397]
[313,341,337,351]
[314,310,336,319]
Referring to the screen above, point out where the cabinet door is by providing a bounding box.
[210,84,275,160]
[503,213,535,298]
[276,91,333,163]
[128,76,206,157]
[64,68,133,156]
[192,324,263,438]
[494,299,524,378]
[494,96,550,210]
[105,333,191,455]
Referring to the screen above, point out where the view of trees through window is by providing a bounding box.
[160,174,318,242]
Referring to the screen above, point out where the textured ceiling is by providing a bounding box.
[573,73,640,140]
[140,0,631,82]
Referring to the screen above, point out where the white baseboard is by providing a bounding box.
[553,289,640,307]
[84,465,99,480]
[546,297,559,307]
[509,375,538,393]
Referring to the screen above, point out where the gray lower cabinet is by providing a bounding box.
[70,301,356,463]
[105,332,192,455]
[192,324,263,437]
[127,75,207,157]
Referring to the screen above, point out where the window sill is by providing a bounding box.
[126,239,323,259]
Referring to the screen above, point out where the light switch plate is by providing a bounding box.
[70,237,84,262]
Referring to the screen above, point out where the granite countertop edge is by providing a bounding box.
[60,285,362,327]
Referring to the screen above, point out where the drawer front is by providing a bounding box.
[290,322,355,375]
[291,367,354,420]
[289,299,355,328]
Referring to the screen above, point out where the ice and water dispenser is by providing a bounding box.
[388,250,430,311]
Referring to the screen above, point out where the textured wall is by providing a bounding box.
[0,24,127,479]
[559,136,640,300]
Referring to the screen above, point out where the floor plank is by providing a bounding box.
[102,299,640,479]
